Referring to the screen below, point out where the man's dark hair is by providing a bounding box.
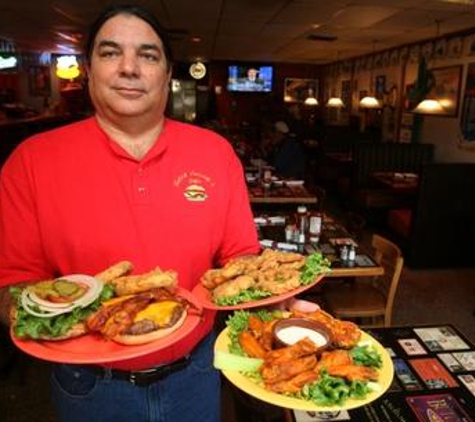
[84,4,173,69]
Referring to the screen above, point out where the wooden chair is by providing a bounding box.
[323,234,404,327]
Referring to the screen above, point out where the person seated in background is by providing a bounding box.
[272,121,306,179]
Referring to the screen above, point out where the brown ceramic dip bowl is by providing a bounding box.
[272,318,333,353]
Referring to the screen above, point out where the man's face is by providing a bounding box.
[248,68,258,81]
[88,14,171,122]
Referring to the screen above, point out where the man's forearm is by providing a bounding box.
[0,287,12,327]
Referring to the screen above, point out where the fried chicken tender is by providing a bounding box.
[266,338,319,364]
[291,309,361,349]
[332,320,361,349]
[261,355,317,384]
[261,320,278,351]
[212,275,255,300]
[113,268,177,296]
[94,261,134,283]
[248,315,265,338]
[201,269,227,289]
[317,350,353,368]
[266,370,320,394]
[324,364,378,382]
[256,268,301,295]
[221,260,246,279]
[316,350,378,382]
[239,331,267,358]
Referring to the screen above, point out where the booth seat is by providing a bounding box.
[388,209,412,239]
[387,163,475,268]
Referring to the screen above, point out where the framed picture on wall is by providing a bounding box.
[428,65,462,117]
[460,62,475,149]
[283,78,318,103]
[28,65,51,97]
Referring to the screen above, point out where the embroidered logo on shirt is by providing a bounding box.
[183,184,208,202]
[174,171,214,202]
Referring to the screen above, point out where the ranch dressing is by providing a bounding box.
[277,326,327,347]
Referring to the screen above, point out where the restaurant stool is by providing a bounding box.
[388,209,412,238]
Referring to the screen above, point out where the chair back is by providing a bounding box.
[371,234,404,326]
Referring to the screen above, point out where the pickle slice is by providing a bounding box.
[53,279,80,297]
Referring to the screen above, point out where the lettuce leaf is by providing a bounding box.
[214,288,272,306]
[300,252,331,285]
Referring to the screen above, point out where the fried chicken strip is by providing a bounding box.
[266,370,320,394]
[265,338,319,364]
[316,350,378,382]
[261,355,317,384]
[239,331,267,358]
[94,261,134,283]
[113,268,177,296]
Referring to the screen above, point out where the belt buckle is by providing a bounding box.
[128,366,165,386]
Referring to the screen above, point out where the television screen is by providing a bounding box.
[227,65,273,92]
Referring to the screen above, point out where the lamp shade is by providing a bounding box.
[304,96,318,106]
[359,96,380,108]
[326,97,345,108]
[413,99,445,114]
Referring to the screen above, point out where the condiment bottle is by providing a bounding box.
[308,211,322,244]
[296,206,308,244]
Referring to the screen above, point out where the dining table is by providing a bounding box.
[371,171,419,193]
[248,183,318,205]
[256,213,384,279]
[284,323,475,422]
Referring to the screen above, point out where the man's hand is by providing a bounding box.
[271,297,321,313]
[0,287,13,327]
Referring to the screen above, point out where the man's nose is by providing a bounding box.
[118,52,139,77]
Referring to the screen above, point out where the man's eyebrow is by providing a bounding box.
[97,40,120,49]
[139,44,160,52]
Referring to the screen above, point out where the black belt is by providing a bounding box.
[87,355,190,387]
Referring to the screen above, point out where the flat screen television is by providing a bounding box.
[227,65,273,92]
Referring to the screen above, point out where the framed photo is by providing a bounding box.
[283,78,319,103]
[427,65,463,117]
[28,65,51,97]
[375,75,386,100]
[460,62,475,149]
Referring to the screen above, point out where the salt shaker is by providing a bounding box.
[340,245,349,261]
[348,244,356,262]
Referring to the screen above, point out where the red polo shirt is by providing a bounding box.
[0,117,259,370]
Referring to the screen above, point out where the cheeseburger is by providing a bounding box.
[86,287,188,345]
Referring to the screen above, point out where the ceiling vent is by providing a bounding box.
[306,33,338,42]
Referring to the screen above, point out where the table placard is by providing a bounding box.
[406,394,473,422]
[409,358,458,389]
[439,353,466,372]
[414,327,470,352]
[394,358,423,390]
[458,374,475,398]
[398,339,427,356]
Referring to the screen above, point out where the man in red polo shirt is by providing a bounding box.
[0,5,259,422]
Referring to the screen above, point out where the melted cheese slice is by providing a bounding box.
[135,300,181,326]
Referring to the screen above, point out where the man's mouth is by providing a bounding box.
[114,87,146,98]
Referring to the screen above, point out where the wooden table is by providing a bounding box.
[249,184,317,205]
[372,171,419,192]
